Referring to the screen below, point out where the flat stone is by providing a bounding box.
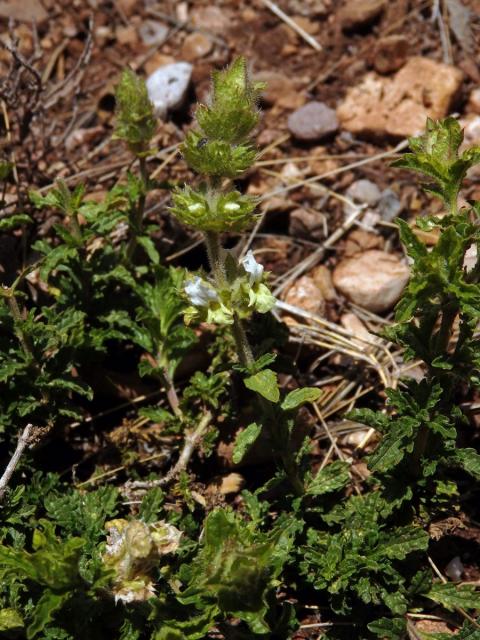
[181,32,212,61]
[377,188,402,221]
[467,88,480,114]
[284,275,325,316]
[337,57,463,138]
[190,6,231,34]
[346,179,382,206]
[338,0,386,30]
[146,62,192,119]
[288,101,338,142]
[373,35,409,74]
[255,71,300,108]
[333,250,409,313]
[289,207,326,241]
[139,20,168,46]
[0,0,47,22]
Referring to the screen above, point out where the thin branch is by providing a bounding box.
[126,411,212,490]
[0,423,34,500]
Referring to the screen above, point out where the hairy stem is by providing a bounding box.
[126,155,148,262]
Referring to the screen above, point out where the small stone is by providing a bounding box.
[337,57,463,138]
[284,276,325,316]
[255,71,298,108]
[346,179,382,207]
[289,207,326,241]
[467,88,480,114]
[181,32,212,61]
[146,62,193,119]
[288,101,338,142]
[445,556,464,582]
[333,250,409,313]
[0,0,47,21]
[190,6,231,33]
[207,473,245,495]
[116,0,137,17]
[373,35,409,74]
[116,25,138,46]
[144,53,175,76]
[139,20,168,46]
[344,229,384,256]
[377,188,402,221]
[341,312,378,344]
[338,0,386,30]
[312,265,337,301]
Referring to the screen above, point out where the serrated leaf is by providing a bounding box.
[26,591,70,639]
[449,447,480,480]
[0,608,23,632]
[281,387,322,411]
[426,582,480,611]
[232,422,262,464]
[0,214,32,230]
[368,616,406,639]
[244,368,279,402]
[376,526,429,561]
[307,461,350,496]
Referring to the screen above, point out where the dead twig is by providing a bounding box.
[126,411,212,491]
[0,423,34,500]
[260,0,322,51]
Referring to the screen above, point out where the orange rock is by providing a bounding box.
[337,57,463,138]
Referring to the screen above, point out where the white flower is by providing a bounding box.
[241,250,264,285]
[184,276,218,307]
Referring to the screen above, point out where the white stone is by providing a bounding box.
[146,62,193,119]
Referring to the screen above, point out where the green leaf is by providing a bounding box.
[244,368,279,402]
[137,235,160,264]
[449,447,480,480]
[0,214,32,230]
[425,583,480,611]
[232,422,262,464]
[27,591,70,639]
[368,616,406,639]
[306,461,350,496]
[281,387,322,411]
[0,609,23,632]
[376,526,429,561]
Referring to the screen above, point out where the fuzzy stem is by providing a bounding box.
[204,230,225,285]
[126,155,148,262]
[203,231,303,494]
[231,313,254,367]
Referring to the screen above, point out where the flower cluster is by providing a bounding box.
[103,518,181,603]
[170,185,258,232]
[183,251,276,325]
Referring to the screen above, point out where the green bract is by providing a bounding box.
[113,68,156,154]
[170,184,258,232]
[182,130,257,178]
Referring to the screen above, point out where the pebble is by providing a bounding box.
[346,179,382,207]
[139,20,169,46]
[190,6,231,33]
[467,88,480,114]
[254,71,301,109]
[373,35,409,74]
[146,62,193,119]
[289,207,326,241]
[284,276,325,316]
[377,188,402,221]
[445,556,464,582]
[338,0,386,30]
[312,265,337,301]
[337,57,463,138]
[288,101,338,142]
[333,250,410,313]
[181,32,212,61]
